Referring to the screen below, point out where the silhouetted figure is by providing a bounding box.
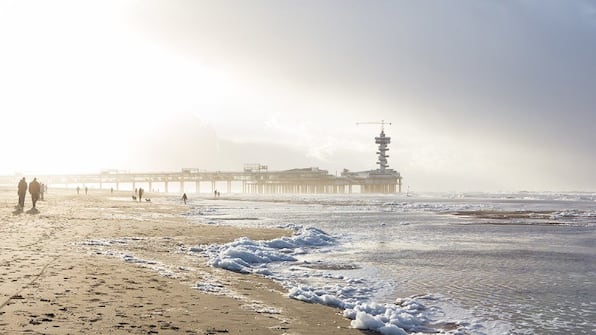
[182,193,188,204]
[110,187,114,194]
[214,190,217,199]
[77,186,80,194]
[217,191,220,198]
[138,188,144,202]
[17,177,27,209]
[85,186,88,195]
[29,178,41,208]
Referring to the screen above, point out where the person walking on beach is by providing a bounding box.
[182,193,188,204]
[138,187,144,202]
[85,186,88,195]
[28,177,41,208]
[17,177,27,209]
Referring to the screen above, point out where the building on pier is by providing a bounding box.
[241,126,402,194]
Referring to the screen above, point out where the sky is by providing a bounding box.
[0,0,595,192]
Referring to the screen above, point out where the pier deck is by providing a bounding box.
[0,166,402,194]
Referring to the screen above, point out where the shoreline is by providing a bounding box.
[0,188,362,334]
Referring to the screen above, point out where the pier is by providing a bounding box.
[0,125,402,194]
[0,165,401,194]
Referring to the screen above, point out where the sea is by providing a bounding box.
[181,192,596,335]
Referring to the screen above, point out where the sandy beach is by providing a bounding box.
[0,187,361,335]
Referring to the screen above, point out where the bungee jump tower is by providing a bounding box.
[342,120,403,193]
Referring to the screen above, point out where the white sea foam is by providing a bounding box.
[190,224,477,334]
[77,237,181,278]
[190,225,334,274]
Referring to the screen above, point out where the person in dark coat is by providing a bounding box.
[17,177,27,209]
[182,193,188,204]
[28,178,41,208]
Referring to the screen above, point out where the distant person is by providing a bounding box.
[110,187,114,194]
[17,177,27,209]
[77,186,80,194]
[214,190,217,199]
[85,186,88,195]
[217,190,221,198]
[28,177,41,208]
[182,193,188,204]
[138,187,144,202]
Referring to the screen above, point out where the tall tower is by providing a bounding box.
[354,120,402,193]
[375,130,391,171]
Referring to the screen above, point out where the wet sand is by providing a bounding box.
[0,187,361,334]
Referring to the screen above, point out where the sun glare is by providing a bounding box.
[0,1,240,175]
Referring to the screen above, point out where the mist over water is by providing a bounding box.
[193,192,596,334]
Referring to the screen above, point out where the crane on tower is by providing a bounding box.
[356,120,393,172]
[356,120,392,131]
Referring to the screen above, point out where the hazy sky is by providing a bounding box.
[1,0,595,192]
